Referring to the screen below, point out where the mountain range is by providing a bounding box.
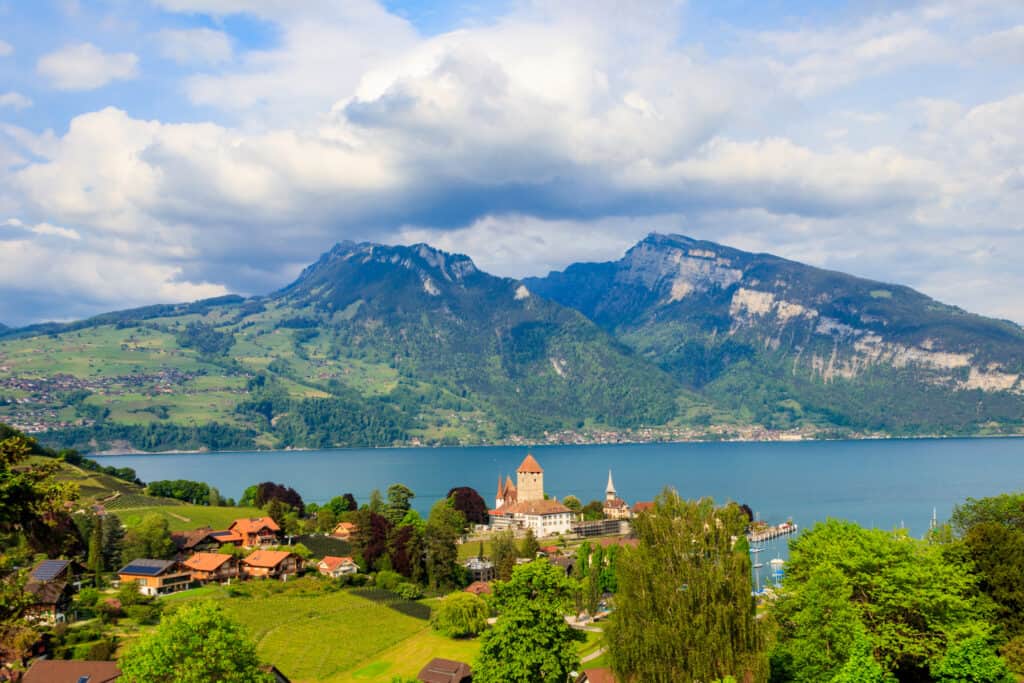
[1,234,1021,452]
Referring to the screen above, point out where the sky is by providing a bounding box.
[1,0,1023,326]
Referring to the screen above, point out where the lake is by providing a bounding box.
[92,437,1024,544]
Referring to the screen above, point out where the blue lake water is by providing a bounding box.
[92,437,1024,544]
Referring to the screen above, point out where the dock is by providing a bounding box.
[747,522,798,543]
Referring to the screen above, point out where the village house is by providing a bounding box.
[602,470,632,520]
[317,556,358,578]
[632,501,655,514]
[489,455,574,537]
[229,517,282,548]
[242,550,302,580]
[117,559,193,596]
[22,559,80,623]
[182,552,240,584]
[22,659,121,683]
[331,521,357,541]
[171,527,243,558]
[464,557,495,582]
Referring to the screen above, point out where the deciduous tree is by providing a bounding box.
[431,591,489,638]
[119,602,274,683]
[448,486,489,526]
[474,560,583,683]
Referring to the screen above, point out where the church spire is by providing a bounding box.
[606,469,616,496]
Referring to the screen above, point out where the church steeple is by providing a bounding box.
[606,469,616,501]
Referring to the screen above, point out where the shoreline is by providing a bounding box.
[86,430,1024,458]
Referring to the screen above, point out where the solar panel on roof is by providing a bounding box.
[31,559,70,581]
[121,563,169,576]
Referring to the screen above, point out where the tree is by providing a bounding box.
[119,601,274,683]
[121,514,175,563]
[519,528,539,559]
[448,486,489,526]
[931,637,1015,683]
[325,493,357,515]
[474,560,584,683]
[88,514,104,583]
[606,492,766,683]
[0,556,36,664]
[431,591,490,638]
[253,482,304,515]
[425,499,464,589]
[562,495,582,514]
[368,489,385,514]
[491,530,517,581]
[350,509,392,571]
[101,514,125,571]
[770,519,992,680]
[208,486,222,507]
[829,634,892,683]
[0,433,79,554]
[581,500,604,521]
[266,498,289,530]
[385,484,415,526]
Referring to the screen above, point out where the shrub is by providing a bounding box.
[1002,636,1024,674]
[431,592,489,638]
[124,604,162,625]
[77,587,100,607]
[375,570,403,591]
[396,583,423,600]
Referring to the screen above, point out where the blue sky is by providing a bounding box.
[1,0,1023,326]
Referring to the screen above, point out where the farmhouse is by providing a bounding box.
[23,559,79,623]
[331,521,357,541]
[317,556,358,578]
[242,550,302,580]
[172,527,243,558]
[229,517,282,548]
[118,559,193,596]
[183,552,240,584]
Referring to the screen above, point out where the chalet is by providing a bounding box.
[23,559,78,623]
[242,550,302,580]
[331,521,357,541]
[317,556,358,578]
[171,527,243,557]
[22,660,121,682]
[117,559,193,596]
[417,658,472,683]
[229,517,281,548]
[183,552,240,584]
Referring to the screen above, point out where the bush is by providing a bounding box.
[124,604,162,625]
[1000,636,1024,674]
[375,570,403,591]
[430,591,489,638]
[87,639,116,660]
[77,587,100,608]
[396,583,423,600]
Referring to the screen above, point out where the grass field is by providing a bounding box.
[113,504,264,531]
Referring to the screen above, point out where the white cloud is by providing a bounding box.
[972,25,1024,62]
[36,43,139,91]
[0,40,12,57]
[3,218,80,240]
[157,28,232,65]
[0,92,31,110]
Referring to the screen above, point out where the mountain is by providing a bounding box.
[525,234,1024,433]
[0,242,681,452]
[1,235,1021,453]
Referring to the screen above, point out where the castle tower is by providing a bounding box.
[516,454,544,502]
[605,469,616,502]
[495,475,505,510]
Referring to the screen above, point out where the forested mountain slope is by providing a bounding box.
[525,234,1024,433]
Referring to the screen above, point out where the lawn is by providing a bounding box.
[113,504,264,531]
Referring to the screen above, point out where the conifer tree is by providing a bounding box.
[606,490,767,682]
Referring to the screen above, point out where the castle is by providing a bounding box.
[490,454,573,537]
[494,453,545,509]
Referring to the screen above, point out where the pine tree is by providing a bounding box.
[88,515,103,585]
[519,528,539,558]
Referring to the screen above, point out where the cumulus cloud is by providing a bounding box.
[1,0,1024,324]
[157,28,232,65]
[0,92,32,110]
[36,43,139,91]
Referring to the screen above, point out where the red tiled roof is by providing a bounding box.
[243,550,294,568]
[230,517,281,534]
[319,556,355,572]
[604,498,629,509]
[517,453,543,473]
[582,667,616,683]
[464,581,492,595]
[183,552,234,572]
[632,501,655,513]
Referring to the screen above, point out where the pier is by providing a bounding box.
[747,521,798,543]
